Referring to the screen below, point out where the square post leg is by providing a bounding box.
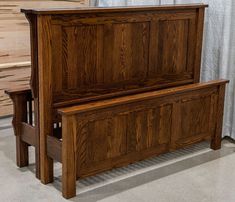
[211,84,226,150]
[62,115,76,199]
[11,94,29,167]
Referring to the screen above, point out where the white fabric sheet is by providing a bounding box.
[200,0,235,139]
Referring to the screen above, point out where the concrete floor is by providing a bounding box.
[1,117,235,202]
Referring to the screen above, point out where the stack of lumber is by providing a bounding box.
[0,0,86,116]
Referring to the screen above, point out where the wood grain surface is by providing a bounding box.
[0,64,30,116]
[59,80,228,197]
[37,7,204,105]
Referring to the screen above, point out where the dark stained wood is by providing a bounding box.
[58,80,228,197]
[211,83,226,150]
[5,86,31,95]
[21,4,208,15]
[62,115,76,199]
[5,87,40,177]
[26,11,41,179]
[194,7,205,82]
[53,79,194,109]
[37,15,54,184]
[48,8,203,104]
[58,80,228,115]
[6,91,29,167]
[21,123,36,146]
[34,97,41,179]
[47,136,62,163]
[25,13,39,99]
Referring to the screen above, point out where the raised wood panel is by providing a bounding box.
[172,90,218,149]
[58,80,228,179]
[158,19,189,74]
[61,22,149,87]
[107,22,149,82]
[75,103,172,176]
[76,114,128,173]
[149,15,196,76]
[65,25,101,88]
[49,10,200,104]
[75,118,123,172]
[52,21,150,101]
[172,93,218,148]
[181,95,211,138]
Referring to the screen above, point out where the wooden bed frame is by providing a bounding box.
[5,3,229,199]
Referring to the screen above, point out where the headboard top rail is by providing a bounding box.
[21,3,208,15]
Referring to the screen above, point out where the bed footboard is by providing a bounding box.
[57,80,228,199]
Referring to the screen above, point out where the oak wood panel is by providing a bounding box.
[181,95,211,136]
[59,80,228,181]
[172,94,213,149]
[47,8,203,103]
[158,19,189,73]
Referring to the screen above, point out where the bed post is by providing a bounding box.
[62,115,77,199]
[5,89,31,167]
[211,83,226,150]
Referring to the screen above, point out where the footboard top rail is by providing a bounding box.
[58,79,229,116]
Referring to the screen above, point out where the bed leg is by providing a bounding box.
[62,116,76,199]
[16,135,29,167]
[11,94,29,167]
[211,84,226,150]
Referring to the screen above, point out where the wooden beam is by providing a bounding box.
[47,136,62,163]
[21,122,36,146]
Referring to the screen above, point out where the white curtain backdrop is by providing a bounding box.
[199,0,235,139]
